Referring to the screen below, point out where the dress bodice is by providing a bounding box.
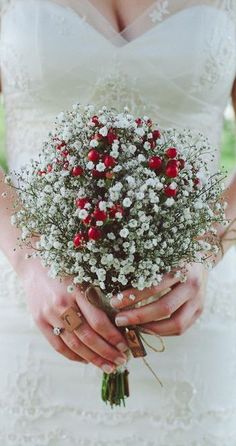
[0,0,236,173]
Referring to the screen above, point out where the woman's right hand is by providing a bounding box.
[18,257,129,374]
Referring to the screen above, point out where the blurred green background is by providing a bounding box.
[0,101,236,172]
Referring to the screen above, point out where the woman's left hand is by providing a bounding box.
[110,264,208,336]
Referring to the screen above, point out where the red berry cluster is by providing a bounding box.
[42,138,85,177]
[73,198,124,248]
[148,147,185,176]
[90,116,116,149]
[147,147,186,198]
[143,128,161,149]
[88,123,118,179]
[88,148,117,179]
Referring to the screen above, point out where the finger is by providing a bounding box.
[36,318,88,363]
[74,322,128,366]
[60,329,117,373]
[114,281,190,327]
[110,273,180,309]
[75,289,129,353]
[139,299,199,336]
[48,311,119,372]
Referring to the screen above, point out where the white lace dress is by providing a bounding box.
[1,1,236,445]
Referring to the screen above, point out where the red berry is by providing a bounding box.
[152,130,161,140]
[165,163,179,178]
[37,170,46,176]
[166,147,178,158]
[88,227,102,241]
[94,132,103,141]
[71,166,84,176]
[148,156,162,170]
[164,186,178,197]
[76,198,89,209]
[107,131,117,145]
[73,233,86,248]
[146,118,152,127]
[92,209,107,222]
[194,177,201,187]
[47,164,52,172]
[104,155,116,168]
[179,159,185,169]
[61,150,69,158]
[92,169,105,178]
[149,139,156,149]
[56,141,66,151]
[109,204,124,218]
[135,118,142,126]
[91,115,99,125]
[83,215,92,225]
[88,149,100,162]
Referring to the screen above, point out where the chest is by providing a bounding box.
[1,0,236,110]
[87,0,156,34]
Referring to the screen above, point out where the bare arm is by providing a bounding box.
[219,78,236,255]
[0,169,31,274]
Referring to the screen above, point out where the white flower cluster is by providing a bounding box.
[10,103,226,297]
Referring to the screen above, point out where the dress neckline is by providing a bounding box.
[29,1,234,49]
[85,0,159,36]
[44,0,171,47]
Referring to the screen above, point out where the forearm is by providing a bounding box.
[215,170,236,262]
[0,169,35,275]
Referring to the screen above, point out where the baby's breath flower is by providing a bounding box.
[120,228,129,238]
[99,126,108,137]
[123,197,132,207]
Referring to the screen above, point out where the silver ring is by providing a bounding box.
[52,326,64,336]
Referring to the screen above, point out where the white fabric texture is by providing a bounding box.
[0,0,236,444]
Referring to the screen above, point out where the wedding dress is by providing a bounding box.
[1,0,236,444]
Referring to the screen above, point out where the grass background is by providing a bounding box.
[0,101,236,173]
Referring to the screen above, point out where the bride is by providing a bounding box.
[0,0,236,444]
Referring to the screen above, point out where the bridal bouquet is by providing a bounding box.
[8,103,226,407]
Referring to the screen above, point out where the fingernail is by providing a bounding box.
[116,342,129,352]
[114,356,127,366]
[110,298,119,308]
[85,286,102,308]
[102,364,114,374]
[115,316,129,326]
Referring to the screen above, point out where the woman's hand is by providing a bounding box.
[19,258,129,373]
[110,264,208,336]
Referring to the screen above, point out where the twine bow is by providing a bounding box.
[137,327,165,386]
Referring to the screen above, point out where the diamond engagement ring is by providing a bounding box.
[52,327,64,336]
